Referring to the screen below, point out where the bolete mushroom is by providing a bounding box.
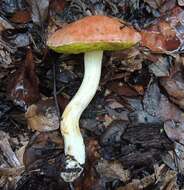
[47,15,141,182]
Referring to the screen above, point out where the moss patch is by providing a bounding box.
[48,41,136,54]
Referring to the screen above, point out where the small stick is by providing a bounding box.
[69,182,75,190]
[0,131,21,168]
[53,54,60,117]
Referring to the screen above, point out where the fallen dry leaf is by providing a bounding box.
[141,20,180,52]
[178,0,184,6]
[96,159,130,182]
[148,56,170,77]
[10,10,31,24]
[0,16,14,32]
[107,82,140,97]
[141,6,184,53]
[143,81,184,123]
[160,64,184,110]
[25,97,59,131]
[7,49,40,110]
[28,0,49,24]
[0,131,21,168]
[23,131,63,168]
[117,174,155,190]
[164,121,184,174]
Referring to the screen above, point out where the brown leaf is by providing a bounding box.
[23,131,63,168]
[50,0,66,13]
[57,94,70,113]
[10,10,31,24]
[108,81,140,97]
[164,121,184,174]
[117,174,155,190]
[160,66,184,109]
[96,159,130,182]
[109,48,142,73]
[25,97,59,132]
[141,6,184,53]
[130,84,144,95]
[7,49,40,110]
[141,20,180,52]
[155,168,178,190]
[85,138,100,162]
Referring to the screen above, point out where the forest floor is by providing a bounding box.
[1,0,184,189]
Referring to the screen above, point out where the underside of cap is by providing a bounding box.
[48,41,136,54]
[47,15,141,54]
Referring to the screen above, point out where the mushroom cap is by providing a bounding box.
[47,15,141,54]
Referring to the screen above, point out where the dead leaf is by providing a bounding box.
[141,6,184,53]
[23,131,63,168]
[100,120,127,146]
[142,81,184,123]
[25,97,59,132]
[158,95,184,122]
[148,56,170,77]
[0,131,21,168]
[27,0,49,24]
[117,174,155,190]
[178,0,184,6]
[85,138,100,162]
[143,0,175,12]
[16,142,28,165]
[155,169,178,190]
[50,0,66,14]
[0,37,15,67]
[96,159,130,182]
[7,49,40,110]
[160,65,184,109]
[143,0,164,10]
[164,121,184,175]
[107,82,140,97]
[110,48,142,72]
[164,120,184,143]
[10,10,31,24]
[0,16,14,32]
[141,20,180,52]
[143,81,161,117]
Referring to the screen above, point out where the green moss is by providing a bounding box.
[48,41,136,54]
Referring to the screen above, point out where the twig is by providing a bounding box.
[69,182,75,190]
[53,55,60,117]
[0,131,21,168]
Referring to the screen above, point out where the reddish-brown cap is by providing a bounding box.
[47,15,141,54]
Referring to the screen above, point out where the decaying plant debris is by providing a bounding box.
[1,0,184,189]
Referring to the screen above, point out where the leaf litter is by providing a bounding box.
[1,0,184,190]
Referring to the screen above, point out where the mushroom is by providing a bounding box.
[47,15,141,182]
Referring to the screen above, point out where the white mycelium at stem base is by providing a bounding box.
[60,51,103,180]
